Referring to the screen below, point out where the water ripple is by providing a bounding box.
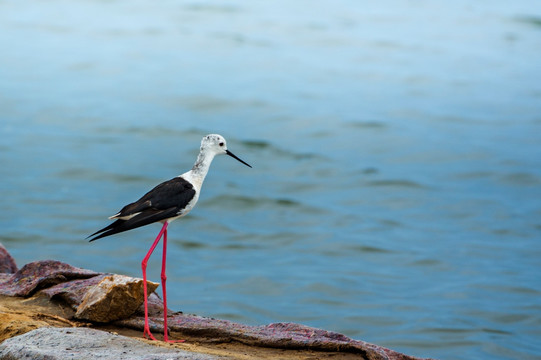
[365,179,428,189]
[202,194,326,214]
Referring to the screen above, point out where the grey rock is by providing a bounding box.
[0,327,221,360]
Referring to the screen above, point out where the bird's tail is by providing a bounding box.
[87,207,178,242]
[86,220,124,242]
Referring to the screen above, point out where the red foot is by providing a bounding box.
[164,338,186,343]
[144,326,185,343]
[143,327,158,341]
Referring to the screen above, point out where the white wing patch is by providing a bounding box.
[109,212,141,220]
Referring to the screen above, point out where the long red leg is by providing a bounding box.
[142,222,168,341]
[161,226,185,343]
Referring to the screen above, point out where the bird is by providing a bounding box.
[88,134,252,342]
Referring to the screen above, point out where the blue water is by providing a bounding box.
[1,1,541,359]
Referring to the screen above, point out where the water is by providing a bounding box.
[1,1,541,359]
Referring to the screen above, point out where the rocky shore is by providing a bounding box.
[0,243,432,360]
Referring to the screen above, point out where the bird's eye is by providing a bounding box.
[219,142,224,147]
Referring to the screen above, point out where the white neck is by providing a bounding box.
[181,149,216,191]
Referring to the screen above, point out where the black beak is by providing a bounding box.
[226,150,252,168]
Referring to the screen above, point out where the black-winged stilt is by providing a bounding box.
[88,134,251,342]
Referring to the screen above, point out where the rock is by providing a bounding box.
[0,243,17,274]
[40,274,110,310]
[0,327,219,360]
[118,315,430,360]
[75,274,159,322]
[0,253,168,324]
[0,260,99,297]
[0,245,430,359]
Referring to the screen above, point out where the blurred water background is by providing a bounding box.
[1,1,541,359]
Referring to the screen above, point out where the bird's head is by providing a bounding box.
[201,134,252,168]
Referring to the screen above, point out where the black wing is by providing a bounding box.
[88,176,196,241]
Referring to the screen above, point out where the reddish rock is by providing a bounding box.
[116,313,430,359]
[40,275,110,309]
[0,243,17,274]
[0,260,99,297]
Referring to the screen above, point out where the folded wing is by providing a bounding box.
[88,176,196,241]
